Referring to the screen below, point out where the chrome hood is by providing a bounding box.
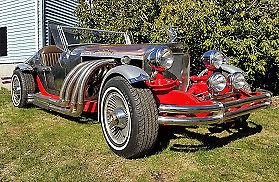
[80,43,184,60]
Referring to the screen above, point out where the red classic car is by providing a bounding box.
[10,25,272,158]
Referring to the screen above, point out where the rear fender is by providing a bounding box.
[15,63,34,72]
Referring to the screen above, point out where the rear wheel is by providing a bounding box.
[100,76,159,158]
[11,70,35,108]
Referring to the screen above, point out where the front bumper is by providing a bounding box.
[158,92,272,126]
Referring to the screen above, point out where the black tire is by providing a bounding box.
[11,70,35,108]
[100,76,159,158]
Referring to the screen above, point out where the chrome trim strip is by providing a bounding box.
[223,92,271,109]
[225,102,271,120]
[159,104,221,114]
[80,52,143,60]
[158,114,223,126]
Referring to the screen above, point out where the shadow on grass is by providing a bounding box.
[154,121,262,153]
[32,105,262,156]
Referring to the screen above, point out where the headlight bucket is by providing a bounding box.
[229,72,246,90]
[202,50,227,70]
[147,46,174,71]
[207,72,227,93]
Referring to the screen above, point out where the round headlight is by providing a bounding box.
[230,72,246,90]
[202,50,227,70]
[207,73,227,93]
[148,46,174,71]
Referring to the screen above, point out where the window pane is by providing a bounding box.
[0,27,7,56]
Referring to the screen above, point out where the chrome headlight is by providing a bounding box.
[202,50,227,70]
[230,72,246,90]
[148,46,174,71]
[207,73,227,93]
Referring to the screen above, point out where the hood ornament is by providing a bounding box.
[164,25,177,43]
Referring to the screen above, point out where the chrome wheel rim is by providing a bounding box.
[11,75,21,106]
[102,87,131,150]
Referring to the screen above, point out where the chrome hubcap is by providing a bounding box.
[109,109,127,129]
[11,75,21,106]
[103,87,131,145]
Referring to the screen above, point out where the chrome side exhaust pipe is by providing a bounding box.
[31,59,115,117]
[70,59,114,115]
[64,62,97,107]
[59,61,89,102]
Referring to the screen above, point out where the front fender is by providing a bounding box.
[220,64,244,74]
[98,65,150,122]
[103,65,150,84]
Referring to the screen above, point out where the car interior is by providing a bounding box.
[40,45,63,66]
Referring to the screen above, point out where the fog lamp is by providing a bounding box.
[207,72,227,93]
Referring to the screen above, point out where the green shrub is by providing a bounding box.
[75,0,279,95]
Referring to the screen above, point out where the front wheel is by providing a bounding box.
[100,76,159,158]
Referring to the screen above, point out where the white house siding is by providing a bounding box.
[0,0,78,90]
[0,0,38,63]
[38,0,43,49]
[0,0,78,63]
[44,0,79,45]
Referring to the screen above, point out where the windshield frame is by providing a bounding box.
[49,24,133,51]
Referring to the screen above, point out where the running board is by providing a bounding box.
[29,94,82,117]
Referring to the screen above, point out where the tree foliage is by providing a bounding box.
[75,0,279,95]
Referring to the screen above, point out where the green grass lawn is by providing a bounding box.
[1,88,278,181]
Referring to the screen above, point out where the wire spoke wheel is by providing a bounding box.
[100,76,159,158]
[11,74,22,106]
[11,70,35,108]
[103,87,131,146]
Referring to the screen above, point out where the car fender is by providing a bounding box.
[220,64,244,74]
[98,65,150,122]
[15,63,34,72]
[103,65,150,84]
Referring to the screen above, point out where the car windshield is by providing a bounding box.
[49,24,131,49]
